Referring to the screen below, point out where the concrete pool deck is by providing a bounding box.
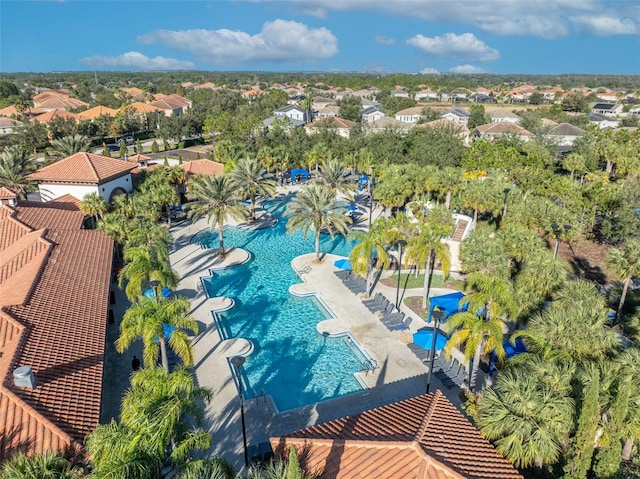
[167,192,475,470]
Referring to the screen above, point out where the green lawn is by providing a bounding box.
[388,272,466,291]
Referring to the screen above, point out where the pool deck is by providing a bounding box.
[165,190,480,470]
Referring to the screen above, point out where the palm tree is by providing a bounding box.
[175,458,235,479]
[349,222,391,298]
[230,157,277,220]
[116,296,198,372]
[607,239,640,321]
[236,445,313,479]
[284,183,350,262]
[153,182,180,226]
[87,367,212,479]
[0,145,36,199]
[125,222,173,263]
[48,134,90,158]
[80,192,108,228]
[118,245,178,302]
[473,371,574,469]
[0,451,79,479]
[185,174,248,257]
[405,207,455,309]
[316,158,357,198]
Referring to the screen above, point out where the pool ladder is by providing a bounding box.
[298,265,311,275]
[360,359,378,374]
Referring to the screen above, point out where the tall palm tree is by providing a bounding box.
[230,157,277,220]
[175,458,235,479]
[116,296,198,372]
[118,245,178,302]
[473,371,574,469]
[405,206,455,309]
[152,182,180,226]
[0,145,36,199]
[316,158,357,198]
[48,134,91,158]
[607,239,640,321]
[0,451,79,479]
[125,222,173,263]
[80,192,108,228]
[284,183,350,262]
[349,222,391,298]
[185,174,248,257]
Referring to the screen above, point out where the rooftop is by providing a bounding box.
[29,152,135,185]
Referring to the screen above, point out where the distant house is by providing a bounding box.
[587,113,619,129]
[119,87,147,101]
[489,109,521,123]
[29,152,135,202]
[32,109,79,124]
[361,106,385,123]
[312,96,334,110]
[545,123,586,146]
[34,96,88,112]
[390,88,410,98]
[315,105,340,120]
[0,105,45,118]
[271,391,522,479]
[360,98,381,109]
[263,115,305,130]
[415,89,439,101]
[127,102,164,115]
[418,118,470,144]
[472,93,497,103]
[364,117,412,134]
[475,122,534,141]
[274,104,307,123]
[0,117,24,135]
[150,94,192,116]
[395,107,429,124]
[441,107,470,126]
[305,117,356,138]
[76,105,118,121]
[591,103,624,116]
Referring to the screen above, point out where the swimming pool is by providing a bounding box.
[193,197,367,411]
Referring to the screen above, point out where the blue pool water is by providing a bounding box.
[193,197,365,411]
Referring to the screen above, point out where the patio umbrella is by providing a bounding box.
[346,204,357,212]
[334,258,352,270]
[143,287,172,299]
[413,329,448,351]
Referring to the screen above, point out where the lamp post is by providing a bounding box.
[229,356,249,471]
[425,309,444,394]
[395,240,407,310]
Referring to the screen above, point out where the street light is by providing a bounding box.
[395,240,407,310]
[425,309,445,394]
[229,356,249,471]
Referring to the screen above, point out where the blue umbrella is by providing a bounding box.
[143,287,172,299]
[346,204,357,212]
[334,258,352,270]
[153,323,177,343]
[413,329,448,351]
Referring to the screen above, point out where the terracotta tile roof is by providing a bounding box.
[179,159,224,177]
[128,102,163,114]
[76,105,118,121]
[32,109,79,123]
[47,194,83,210]
[476,122,533,137]
[0,204,113,458]
[150,94,191,111]
[14,202,84,230]
[29,152,135,185]
[0,117,24,128]
[36,97,88,111]
[119,87,146,101]
[272,391,522,479]
[32,91,69,105]
[127,154,153,164]
[0,187,18,200]
[0,105,45,117]
[194,82,215,89]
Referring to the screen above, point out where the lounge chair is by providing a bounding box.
[389,316,413,331]
[362,292,383,306]
[366,298,388,313]
[436,358,460,378]
[443,366,467,388]
[381,311,404,326]
[407,343,431,362]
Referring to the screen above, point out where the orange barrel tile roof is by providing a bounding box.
[29,152,135,185]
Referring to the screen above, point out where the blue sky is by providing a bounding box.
[1,0,639,74]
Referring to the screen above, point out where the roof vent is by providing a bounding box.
[13,366,35,388]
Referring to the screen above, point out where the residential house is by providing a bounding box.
[414,89,439,101]
[29,152,135,202]
[34,96,88,112]
[194,82,216,90]
[0,187,19,206]
[274,104,307,123]
[390,88,410,98]
[150,94,192,117]
[591,103,624,116]
[475,122,534,142]
[0,117,24,135]
[76,105,118,121]
[333,89,353,100]
[315,106,340,120]
[418,118,470,144]
[312,96,334,110]
[241,87,263,100]
[594,90,620,102]
[441,107,470,126]
[447,89,470,102]
[396,107,429,124]
[588,113,620,129]
[119,87,147,101]
[361,98,381,109]
[263,115,305,130]
[32,109,79,124]
[364,117,412,134]
[489,109,521,123]
[472,93,497,103]
[351,89,374,99]
[0,200,113,459]
[361,106,385,123]
[271,391,522,479]
[305,117,356,138]
[0,105,45,118]
[545,123,586,146]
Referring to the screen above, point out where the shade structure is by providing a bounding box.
[489,337,527,375]
[143,287,172,299]
[334,258,352,270]
[427,291,467,323]
[413,329,448,351]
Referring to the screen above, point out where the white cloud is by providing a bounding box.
[419,67,440,74]
[374,35,396,45]
[450,64,487,74]
[137,20,338,65]
[570,15,637,35]
[282,0,639,38]
[407,33,500,62]
[79,52,194,70]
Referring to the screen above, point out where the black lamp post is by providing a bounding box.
[395,240,407,310]
[230,356,249,471]
[425,309,444,394]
